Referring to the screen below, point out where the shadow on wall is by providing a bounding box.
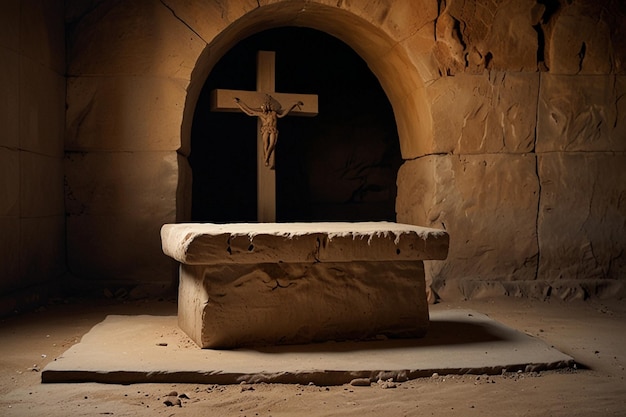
[190,27,402,223]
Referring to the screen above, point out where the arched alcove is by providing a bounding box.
[190,27,401,222]
[179,1,432,223]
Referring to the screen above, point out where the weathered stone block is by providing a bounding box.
[428,72,539,154]
[0,47,19,149]
[67,214,173,284]
[66,76,187,152]
[19,216,65,288]
[179,261,427,349]
[67,0,205,78]
[546,1,618,74]
[0,1,19,48]
[65,151,179,217]
[65,151,180,283]
[433,0,539,74]
[397,154,539,299]
[538,153,626,282]
[19,56,65,157]
[0,217,19,294]
[20,152,64,218]
[162,0,254,45]
[19,0,65,73]
[537,74,626,152]
[0,148,19,216]
[162,222,448,348]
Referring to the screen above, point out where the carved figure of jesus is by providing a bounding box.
[234,94,303,169]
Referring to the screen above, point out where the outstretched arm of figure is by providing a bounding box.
[233,97,260,116]
[277,101,304,118]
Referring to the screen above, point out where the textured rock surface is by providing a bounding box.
[546,0,624,74]
[538,153,626,284]
[164,222,447,347]
[179,261,428,348]
[537,74,626,152]
[161,222,449,264]
[0,0,66,302]
[397,154,540,299]
[428,72,539,154]
[65,151,181,283]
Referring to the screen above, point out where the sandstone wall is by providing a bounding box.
[0,0,66,313]
[63,0,625,300]
[397,0,626,300]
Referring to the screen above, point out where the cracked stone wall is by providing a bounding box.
[398,0,626,300]
[57,0,625,300]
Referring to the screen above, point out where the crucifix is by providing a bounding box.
[210,51,318,222]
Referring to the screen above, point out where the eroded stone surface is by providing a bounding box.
[433,0,540,75]
[65,151,180,283]
[546,0,622,74]
[161,222,449,264]
[66,76,188,152]
[178,261,428,348]
[538,153,626,283]
[67,0,204,78]
[397,154,539,299]
[428,72,539,154]
[537,74,626,152]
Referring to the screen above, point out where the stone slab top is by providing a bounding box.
[161,222,449,265]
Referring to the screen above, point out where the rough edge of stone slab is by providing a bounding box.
[41,360,574,386]
[161,222,450,264]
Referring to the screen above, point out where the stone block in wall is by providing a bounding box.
[546,0,620,74]
[0,2,19,48]
[19,0,65,73]
[65,151,179,217]
[19,216,65,289]
[20,152,64,218]
[428,72,539,154]
[162,0,255,47]
[65,150,180,283]
[337,0,437,43]
[0,148,19,216]
[66,76,187,152]
[67,0,205,78]
[537,74,626,152]
[0,47,19,149]
[19,56,65,157]
[433,0,539,74]
[402,23,441,83]
[538,152,626,282]
[0,217,19,294]
[397,153,539,300]
[66,213,173,284]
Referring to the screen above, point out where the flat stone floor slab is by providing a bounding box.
[42,310,573,385]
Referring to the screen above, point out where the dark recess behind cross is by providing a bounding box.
[190,27,401,223]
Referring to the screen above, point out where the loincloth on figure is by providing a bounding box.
[261,126,278,135]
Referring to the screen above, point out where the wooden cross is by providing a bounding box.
[210,51,318,222]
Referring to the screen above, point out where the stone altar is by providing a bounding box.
[161,222,449,349]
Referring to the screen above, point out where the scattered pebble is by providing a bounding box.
[377,378,397,389]
[349,378,371,387]
[163,396,181,407]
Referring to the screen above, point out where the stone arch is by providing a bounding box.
[179,1,433,162]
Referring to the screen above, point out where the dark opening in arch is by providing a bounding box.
[190,27,401,222]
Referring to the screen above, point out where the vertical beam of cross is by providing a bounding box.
[210,51,318,222]
[256,52,276,222]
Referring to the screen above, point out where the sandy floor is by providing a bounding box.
[0,296,624,416]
